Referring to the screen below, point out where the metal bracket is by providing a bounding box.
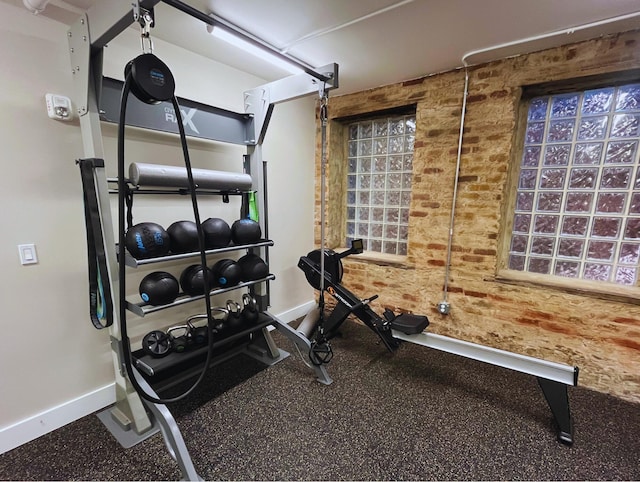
[68,14,90,116]
[244,62,339,144]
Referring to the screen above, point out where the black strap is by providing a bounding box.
[77,158,114,329]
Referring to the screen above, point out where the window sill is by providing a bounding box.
[494,269,640,305]
[337,249,410,267]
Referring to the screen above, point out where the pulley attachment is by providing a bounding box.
[309,339,333,366]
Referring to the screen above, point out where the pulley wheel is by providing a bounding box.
[304,248,344,290]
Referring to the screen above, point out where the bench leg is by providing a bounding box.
[537,377,574,445]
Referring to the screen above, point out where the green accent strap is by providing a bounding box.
[248,191,259,222]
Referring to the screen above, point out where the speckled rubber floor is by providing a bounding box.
[1,320,638,481]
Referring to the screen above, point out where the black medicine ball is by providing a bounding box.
[125,222,170,259]
[168,220,199,254]
[237,253,269,281]
[212,259,242,287]
[202,217,232,249]
[180,264,214,296]
[139,271,179,306]
[231,218,262,245]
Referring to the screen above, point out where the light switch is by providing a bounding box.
[18,244,38,265]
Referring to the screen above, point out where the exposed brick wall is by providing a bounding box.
[316,30,640,403]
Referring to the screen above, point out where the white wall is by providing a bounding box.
[0,2,315,453]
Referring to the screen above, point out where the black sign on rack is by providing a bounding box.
[100,77,256,146]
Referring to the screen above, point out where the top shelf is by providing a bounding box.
[120,239,274,268]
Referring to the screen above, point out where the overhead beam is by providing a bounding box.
[85,0,162,50]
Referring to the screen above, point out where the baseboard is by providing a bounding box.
[0,383,116,455]
[0,300,316,455]
[269,299,316,327]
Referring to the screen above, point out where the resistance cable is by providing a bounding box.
[309,87,334,366]
[117,31,216,404]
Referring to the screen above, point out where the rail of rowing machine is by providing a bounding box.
[297,239,429,354]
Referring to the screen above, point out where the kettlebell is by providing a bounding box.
[225,300,243,333]
[167,325,191,353]
[241,293,260,324]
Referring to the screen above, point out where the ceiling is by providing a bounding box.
[9,0,640,94]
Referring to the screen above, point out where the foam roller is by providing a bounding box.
[129,162,252,191]
[297,306,320,339]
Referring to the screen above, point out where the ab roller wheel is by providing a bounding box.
[142,330,172,358]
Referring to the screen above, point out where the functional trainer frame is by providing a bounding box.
[298,240,579,445]
[70,1,337,479]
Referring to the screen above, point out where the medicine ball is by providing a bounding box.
[237,253,269,281]
[202,217,232,249]
[168,220,199,254]
[212,259,242,287]
[125,222,170,259]
[139,271,179,305]
[231,218,262,245]
[180,264,215,296]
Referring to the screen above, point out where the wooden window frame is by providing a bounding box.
[496,70,640,304]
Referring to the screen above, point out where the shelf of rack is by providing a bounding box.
[126,274,275,317]
[119,239,274,268]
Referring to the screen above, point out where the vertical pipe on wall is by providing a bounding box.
[438,11,640,312]
[440,67,469,308]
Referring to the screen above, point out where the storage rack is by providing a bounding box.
[70,2,338,479]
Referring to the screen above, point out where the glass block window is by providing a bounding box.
[509,83,640,286]
[345,114,415,255]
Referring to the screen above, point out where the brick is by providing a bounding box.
[322,29,640,404]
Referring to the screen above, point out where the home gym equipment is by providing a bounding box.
[298,238,579,444]
[298,239,429,355]
[142,330,172,357]
[212,258,242,287]
[179,264,214,296]
[240,294,260,324]
[231,218,262,245]
[141,318,209,358]
[73,2,338,479]
[237,253,269,281]
[129,162,252,191]
[167,220,199,253]
[125,221,170,259]
[124,52,175,103]
[139,271,179,305]
[202,217,232,249]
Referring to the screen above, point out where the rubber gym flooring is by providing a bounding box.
[0,319,639,480]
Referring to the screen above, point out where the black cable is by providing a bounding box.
[117,73,216,405]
